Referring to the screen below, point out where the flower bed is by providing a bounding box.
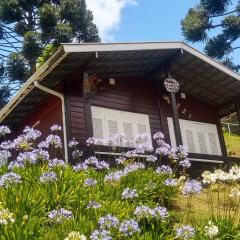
[0,125,239,239]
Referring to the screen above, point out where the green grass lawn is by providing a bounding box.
[224,132,240,157]
[174,190,240,225]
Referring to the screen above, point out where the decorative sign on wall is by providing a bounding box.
[164,78,180,93]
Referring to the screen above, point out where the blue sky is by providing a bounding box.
[86,0,239,63]
[115,0,199,42]
[87,0,200,48]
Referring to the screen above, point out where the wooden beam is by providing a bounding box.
[216,117,229,165]
[83,72,93,139]
[165,67,183,146]
[235,101,240,125]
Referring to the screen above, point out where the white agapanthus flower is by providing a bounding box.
[204,221,219,238]
[64,231,86,240]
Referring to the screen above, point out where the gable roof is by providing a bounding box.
[1,41,240,127]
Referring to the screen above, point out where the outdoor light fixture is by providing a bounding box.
[109,78,116,85]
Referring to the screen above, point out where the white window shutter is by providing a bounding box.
[108,120,118,136]
[92,118,104,139]
[137,123,147,134]
[91,106,152,147]
[104,109,119,137]
[167,117,177,149]
[91,107,105,139]
[185,129,196,153]
[208,133,220,155]
[197,132,208,154]
[123,122,134,139]
[168,118,222,156]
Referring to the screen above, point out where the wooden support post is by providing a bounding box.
[165,67,183,146]
[216,117,229,166]
[236,101,240,126]
[83,72,93,139]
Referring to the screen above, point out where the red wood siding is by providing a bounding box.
[19,95,62,136]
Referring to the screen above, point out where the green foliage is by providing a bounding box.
[36,45,57,69]
[181,7,209,42]
[0,126,239,239]
[0,0,100,82]
[6,53,29,82]
[23,32,42,64]
[200,0,231,15]
[182,0,240,70]
[0,164,178,239]
[224,132,240,157]
[0,86,10,108]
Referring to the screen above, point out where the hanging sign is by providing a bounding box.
[164,78,180,93]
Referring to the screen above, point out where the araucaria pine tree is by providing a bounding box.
[181,0,240,71]
[0,0,100,82]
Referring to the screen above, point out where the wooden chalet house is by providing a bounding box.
[0,42,240,168]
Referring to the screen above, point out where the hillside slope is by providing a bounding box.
[224,132,240,157]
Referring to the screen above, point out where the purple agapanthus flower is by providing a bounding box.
[48,208,72,223]
[46,134,62,148]
[146,155,157,162]
[90,229,112,240]
[73,163,88,172]
[0,141,14,150]
[179,159,191,168]
[119,219,140,237]
[23,126,41,140]
[0,150,11,166]
[17,151,37,165]
[0,126,11,136]
[48,158,66,168]
[50,124,61,132]
[33,149,49,161]
[156,165,173,175]
[84,178,97,186]
[182,180,202,195]
[0,172,22,188]
[8,161,25,170]
[96,161,109,170]
[40,171,57,183]
[98,214,119,229]
[155,143,171,155]
[164,178,178,187]
[176,225,195,239]
[68,138,79,148]
[87,200,102,209]
[122,188,138,199]
[153,206,169,219]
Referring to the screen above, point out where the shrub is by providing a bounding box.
[0,125,238,239]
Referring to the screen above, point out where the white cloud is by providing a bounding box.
[86,0,137,42]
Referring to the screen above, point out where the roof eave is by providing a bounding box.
[0,46,68,123]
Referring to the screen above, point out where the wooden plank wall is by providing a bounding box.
[90,76,162,140]
[19,95,62,137]
[64,75,87,147]
[64,74,220,148]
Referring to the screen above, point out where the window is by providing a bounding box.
[91,106,152,147]
[167,118,222,155]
